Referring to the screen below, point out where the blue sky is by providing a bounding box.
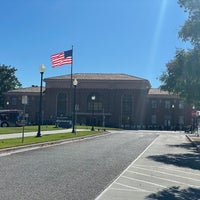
[0,0,190,88]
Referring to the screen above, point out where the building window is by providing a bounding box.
[22,96,29,105]
[165,100,171,109]
[122,95,132,114]
[94,102,103,111]
[11,97,17,105]
[179,116,184,125]
[151,100,157,109]
[164,115,171,127]
[87,94,103,112]
[57,93,67,116]
[179,101,184,109]
[151,115,157,124]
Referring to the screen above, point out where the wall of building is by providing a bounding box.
[43,85,150,128]
[3,93,40,124]
[145,95,192,130]
[2,75,193,129]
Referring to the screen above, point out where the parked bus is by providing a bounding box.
[0,109,24,127]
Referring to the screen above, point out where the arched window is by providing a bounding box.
[57,93,67,116]
[122,94,132,114]
[121,94,132,128]
[87,94,103,112]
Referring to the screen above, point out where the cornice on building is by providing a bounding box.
[44,73,151,90]
[148,88,178,99]
[5,86,45,96]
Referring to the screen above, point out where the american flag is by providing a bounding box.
[51,50,72,68]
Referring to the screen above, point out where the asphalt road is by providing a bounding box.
[0,130,158,200]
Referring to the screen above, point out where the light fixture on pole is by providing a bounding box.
[192,105,196,132]
[36,64,45,137]
[171,104,175,131]
[72,78,78,133]
[91,95,96,131]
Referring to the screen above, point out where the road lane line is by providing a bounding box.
[121,175,167,188]
[127,170,200,188]
[132,165,200,183]
[128,135,159,165]
[112,182,152,193]
[134,164,200,177]
[95,135,159,200]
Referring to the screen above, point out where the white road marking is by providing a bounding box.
[134,164,200,177]
[95,136,159,200]
[132,165,200,183]
[111,182,152,193]
[120,175,167,188]
[127,170,200,188]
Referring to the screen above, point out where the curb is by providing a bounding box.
[185,134,200,152]
[0,131,109,154]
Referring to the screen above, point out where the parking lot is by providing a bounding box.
[96,131,200,200]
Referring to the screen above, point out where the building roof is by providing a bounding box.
[45,73,148,81]
[148,88,169,95]
[148,88,178,98]
[6,86,45,94]
[44,73,151,90]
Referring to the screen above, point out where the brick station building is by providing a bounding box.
[146,88,191,130]
[3,73,193,129]
[3,86,45,124]
[44,73,151,128]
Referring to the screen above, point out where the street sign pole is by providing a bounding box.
[22,96,28,143]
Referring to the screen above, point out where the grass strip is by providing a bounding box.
[0,131,98,149]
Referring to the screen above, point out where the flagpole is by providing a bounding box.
[70,45,73,121]
[51,49,73,125]
[71,45,73,89]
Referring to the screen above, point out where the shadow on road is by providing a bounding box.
[147,153,200,170]
[167,143,195,150]
[144,136,200,199]
[146,186,200,200]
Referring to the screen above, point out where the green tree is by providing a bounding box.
[0,64,22,108]
[160,48,200,106]
[160,0,200,106]
[178,0,200,46]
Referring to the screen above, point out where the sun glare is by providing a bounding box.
[148,0,168,83]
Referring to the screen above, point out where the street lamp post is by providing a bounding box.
[91,95,96,131]
[171,104,175,131]
[36,64,45,137]
[72,78,78,133]
[192,105,196,132]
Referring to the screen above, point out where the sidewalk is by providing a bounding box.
[0,129,70,139]
[0,128,87,139]
[186,134,200,152]
[95,132,200,200]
